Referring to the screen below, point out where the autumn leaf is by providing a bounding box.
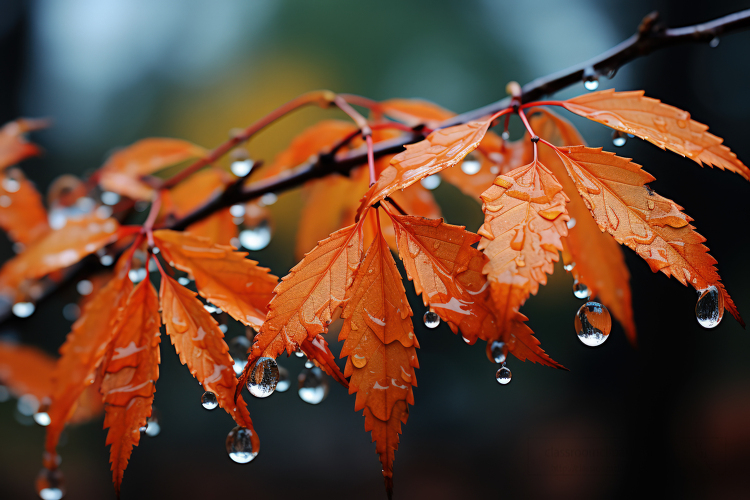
[159,274,256,428]
[531,109,636,343]
[99,138,209,200]
[386,208,497,343]
[554,145,742,325]
[299,335,348,388]
[562,89,750,180]
[163,167,237,245]
[379,98,454,128]
[0,214,122,296]
[44,249,135,466]
[0,118,48,171]
[0,167,50,246]
[339,219,418,496]
[361,117,494,207]
[153,229,277,329]
[100,278,161,495]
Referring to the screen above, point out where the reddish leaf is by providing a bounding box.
[554,145,742,325]
[339,220,418,495]
[0,118,48,171]
[0,168,50,246]
[154,229,277,329]
[0,341,55,402]
[100,278,161,495]
[563,90,750,180]
[300,335,348,388]
[379,98,455,128]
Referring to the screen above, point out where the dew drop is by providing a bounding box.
[229,204,245,217]
[696,285,724,329]
[34,407,51,426]
[239,222,272,251]
[177,276,191,286]
[572,280,590,299]
[247,357,279,398]
[575,301,611,347]
[612,130,628,147]
[495,364,512,385]
[423,311,440,329]
[567,218,576,229]
[140,409,161,436]
[564,262,575,272]
[298,366,329,404]
[231,159,254,177]
[2,177,20,192]
[490,341,507,364]
[17,394,39,416]
[501,131,510,141]
[12,302,35,318]
[76,280,93,296]
[304,360,314,369]
[294,348,305,358]
[226,426,259,463]
[201,391,219,410]
[709,37,720,48]
[259,193,278,206]
[100,191,120,206]
[583,77,599,91]
[460,154,481,175]
[276,365,290,392]
[229,336,251,375]
[36,467,65,500]
[420,175,441,190]
[99,254,114,266]
[128,268,147,284]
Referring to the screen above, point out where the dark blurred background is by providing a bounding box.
[1,1,750,499]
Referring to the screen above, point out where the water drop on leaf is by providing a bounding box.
[696,286,724,329]
[226,426,259,463]
[495,364,512,385]
[229,336,251,375]
[201,391,218,410]
[490,341,507,364]
[247,357,279,398]
[572,280,590,299]
[239,222,272,251]
[612,130,628,147]
[420,175,441,190]
[423,311,440,329]
[460,154,481,175]
[575,301,611,347]
[36,467,65,500]
[564,262,575,272]
[298,366,329,404]
[12,302,35,318]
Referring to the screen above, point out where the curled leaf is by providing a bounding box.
[0,118,48,171]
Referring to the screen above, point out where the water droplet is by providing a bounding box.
[99,254,114,266]
[239,223,272,251]
[495,364,512,385]
[460,155,481,175]
[294,349,305,358]
[298,366,329,404]
[231,159,254,177]
[12,302,35,318]
[36,467,65,500]
[229,204,245,217]
[612,130,628,147]
[573,280,590,299]
[226,426,259,463]
[567,218,576,229]
[2,177,20,192]
[490,341,507,364]
[17,394,39,416]
[247,357,279,398]
[76,280,93,296]
[575,301,611,347]
[276,365,290,392]
[34,409,51,426]
[462,336,474,345]
[141,410,161,436]
[696,285,724,328]
[501,131,510,141]
[177,276,191,286]
[62,304,80,321]
[420,175,441,190]
[100,191,120,206]
[423,311,440,328]
[201,391,219,410]
[709,37,720,48]
[564,262,575,272]
[304,360,314,369]
[259,193,277,206]
[128,268,147,284]
[229,336,251,375]
[583,77,599,91]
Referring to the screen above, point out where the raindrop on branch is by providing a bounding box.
[583,75,599,91]
[696,286,724,329]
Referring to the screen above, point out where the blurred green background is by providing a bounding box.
[1,1,750,499]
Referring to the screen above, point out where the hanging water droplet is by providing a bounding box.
[36,467,65,500]
[564,262,575,272]
[12,302,35,318]
[17,394,40,416]
[276,365,290,392]
[229,204,245,217]
[420,175,441,190]
[231,159,254,177]
[495,364,512,385]
[239,222,272,251]
[612,130,628,147]
[201,391,219,410]
[226,426,259,463]
[583,76,599,91]
[423,311,440,328]
[34,406,51,426]
[128,268,147,284]
[696,285,724,328]
[294,349,305,358]
[567,218,576,229]
[259,193,277,206]
[76,280,93,296]
[298,365,329,404]
[177,276,191,286]
[490,341,507,364]
[229,336,251,375]
[575,301,612,347]
[2,177,20,192]
[460,154,481,175]
[462,336,474,345]
[140,409,161,436]
[304,360,314,369]
[99,254,114,266]
[247,357,279,398]
[572,280,590,299]
[709,37,720,48]
[501,131,510,141]
[100,191,120,206]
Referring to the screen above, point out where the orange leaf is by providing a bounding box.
[159,274,255,428]
[339,220,418,495]
[379,98,455,128]
[250,219,364,360]
[153,229,277,329]
[531,109,636,343]
[554,145,742,325]
[44,251,134,462]
[299,335,348,388]
[100,278,161,495]
[99,138,208,200]
[563,89,750,180]
[0,168,50,245]
[0,118,48,171]
[0,341,55,402]
[164,167,237,245]
[386,210,497,343]
[0,214,120,294]
[361,117,494,207]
